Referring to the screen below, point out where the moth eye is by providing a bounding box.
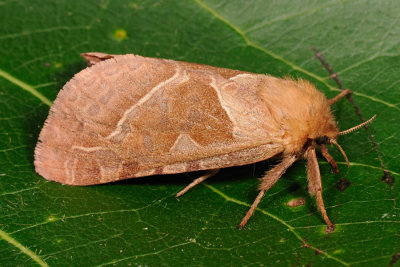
[315,136,328,145]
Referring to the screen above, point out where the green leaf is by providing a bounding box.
[1,0,399,266]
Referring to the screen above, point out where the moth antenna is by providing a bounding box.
[339,115,376,135]
[330,139,350,167]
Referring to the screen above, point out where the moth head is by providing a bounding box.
[312,115,376,169]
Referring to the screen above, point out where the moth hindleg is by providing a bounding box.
[175,169,220,197]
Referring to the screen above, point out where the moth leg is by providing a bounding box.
[307,147,334,228]
[238,155,297,229]
[320,144,339,173]
[328,89,352,105]
[175,169,220,198]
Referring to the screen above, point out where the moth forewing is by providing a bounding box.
[35,54,288,185]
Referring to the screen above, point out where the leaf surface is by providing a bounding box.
[0,0,399,266]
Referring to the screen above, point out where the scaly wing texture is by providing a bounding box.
[35,55,283,185]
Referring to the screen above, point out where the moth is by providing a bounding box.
[35,52,374,230]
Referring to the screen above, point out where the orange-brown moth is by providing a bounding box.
[35,52,375,230]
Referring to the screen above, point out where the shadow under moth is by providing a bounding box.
[34,52,375,231]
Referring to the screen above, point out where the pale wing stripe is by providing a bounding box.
[169,133,202,153]
[213,75,263,125]
[71,145,106,152]
[210,77,237,126]
[106,66,188,140]
[229,73,253,80]
[210,76,259,136]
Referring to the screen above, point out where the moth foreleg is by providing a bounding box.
[175,169,220,198]
[238,155,297,229]
[307,147,335,230]
[328,89,352,105]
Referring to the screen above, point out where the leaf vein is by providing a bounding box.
[245,0,349,33]
[203,183,349,266]
[193,0,399,111]
[0,69,51,106]
[0,228,48,267]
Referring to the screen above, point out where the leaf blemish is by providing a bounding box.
[319,224,337,235]
[315,248,322,255]
[389,251,400,266]
[336,178,351,192]
[113,29,127,41]
[286,197,306,207]
[47,215,56,222]
[382,171,394,186]
[333,249,344,254]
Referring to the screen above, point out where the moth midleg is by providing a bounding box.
[307,147,334,227]
[328,89,352,105]
[238,155,297,229]
[175,169,220,197]
[320,144,339,173]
